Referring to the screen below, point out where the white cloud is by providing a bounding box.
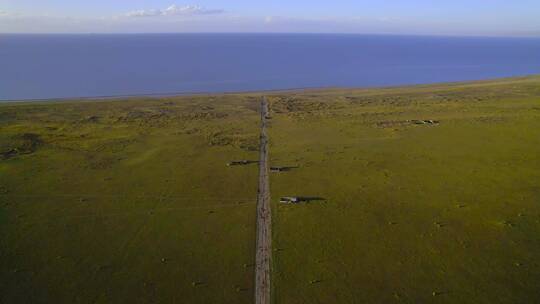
[0,8,537,37]
[125,9,162,18]
[125,4,224,18]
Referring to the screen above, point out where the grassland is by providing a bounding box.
[0,96,261,303]
[268,76,540,303]
[1,76,540,303]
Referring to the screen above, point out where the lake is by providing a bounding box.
[1,33,539,100]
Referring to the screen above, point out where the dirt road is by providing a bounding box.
[255,97,271,304]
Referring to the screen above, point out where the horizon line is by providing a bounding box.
[1,31,539,39]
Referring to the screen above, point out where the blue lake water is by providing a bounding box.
[1,33,539,100]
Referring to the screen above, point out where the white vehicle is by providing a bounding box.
[279,197,300,204]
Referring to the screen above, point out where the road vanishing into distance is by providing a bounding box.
[255,97,272,304]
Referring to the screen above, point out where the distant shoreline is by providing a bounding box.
[1,32,539,39]
[1,74,538,104]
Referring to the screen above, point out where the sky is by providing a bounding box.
[0,0,539,36]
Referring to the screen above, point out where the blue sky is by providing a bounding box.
[0,0,539,36]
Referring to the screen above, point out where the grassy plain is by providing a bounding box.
[268,76,540,303]
[1,76,540,303]
[0,96,261,303]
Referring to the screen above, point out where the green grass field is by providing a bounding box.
[1,76,540,303]
[0,96,261,303]
[269,76,540,303]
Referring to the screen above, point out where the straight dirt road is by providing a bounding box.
[255,97,271,304]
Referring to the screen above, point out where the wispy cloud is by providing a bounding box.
[125,4,224,18]
[0,6,537,37]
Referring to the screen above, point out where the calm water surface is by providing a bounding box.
[1,34,539,100]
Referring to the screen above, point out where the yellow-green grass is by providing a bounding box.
[268,76,540,303]
[0,96,261,303]
[2,76,540,303]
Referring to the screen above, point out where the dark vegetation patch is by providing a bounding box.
[182,128,201,135]
[346,95,414,106]
[180,111,228,120]
[84,154,123,170]
[0,185,8,194]
[81,115,100,123]
[0,110,17,124]
[271,96,343,117]
[0,133,43,160]
[115,108,172,123]
[206,130,258,151]
[113,107,228,127]
[94,138,138,153]
[376,120,412,128]
[243,97,264,112]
